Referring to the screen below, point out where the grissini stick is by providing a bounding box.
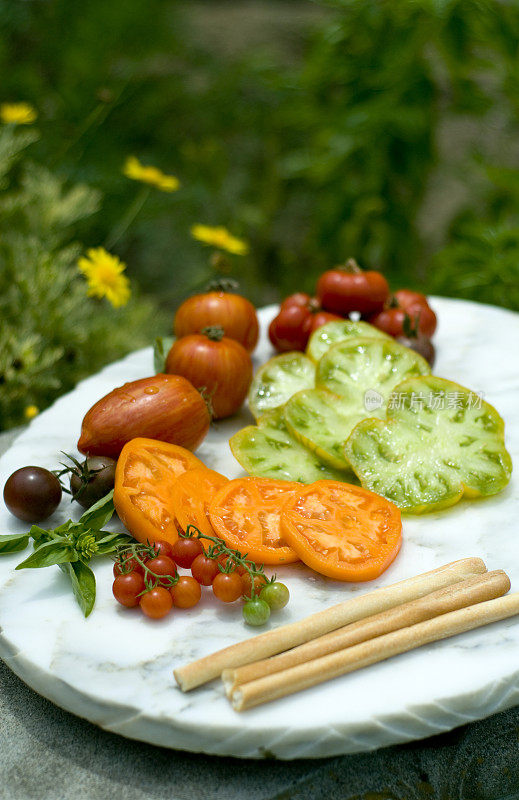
[174,557,486,691]
[231,585,518,712]
[223,569,508,693]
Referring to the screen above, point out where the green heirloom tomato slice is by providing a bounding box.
[345,375,512,514]
[230,408,350,484]
[248,352,315,419]
[316,337,431,410]
[284,388,376,470]
[306,320,391,362]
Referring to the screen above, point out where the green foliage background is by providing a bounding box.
[1,0,519,428]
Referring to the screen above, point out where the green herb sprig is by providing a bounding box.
[0,491,132,616]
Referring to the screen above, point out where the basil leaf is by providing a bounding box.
[95,533,133,555]
[0,533,30,553]
[60,560,96,617]
[153,336,175,373]
[79,490,114,530]
[15,540,77,570]
[29,525,50,542]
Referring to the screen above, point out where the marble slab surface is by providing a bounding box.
[0,298,517,760]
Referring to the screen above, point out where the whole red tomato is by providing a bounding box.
[369,292,437,338]
[317,259,389,315]
[174,281,259,352]
[165,327,252,419]
[280,293,315,311]
[268,304,312,352]
[78,374,210,458]
[307,310,342,334]
[394,289,437,337]
[269,302,341,353]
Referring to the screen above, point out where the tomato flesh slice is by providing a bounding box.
[171,467,228,538]
[114,438,206,545]
[230,408,349,484]
[306,319,391,362]
[281,480,402,581]
[248,352,315,419]
[345,375,512,513]
[209,478,301,564]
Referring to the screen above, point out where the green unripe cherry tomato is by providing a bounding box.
[242,598,271,627]
[260,581,289,611]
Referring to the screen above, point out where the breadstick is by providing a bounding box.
[231,586,519,711]
[223,569,508,693]
[174,557,486,691]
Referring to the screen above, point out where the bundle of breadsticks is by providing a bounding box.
[174,558,519,712]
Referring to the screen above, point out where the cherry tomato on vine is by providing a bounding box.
[140,587,173,619]
[171,537,204,569]
[170,576,202,609]
[143,555,177,585]
[191,554,220,585]
[241,572,268,597]
[113,556,144,578]
[317,260,389,316]
[149,540,174,559]
[260,582,290,611]
[243,598,271,626]
[112,572,145,608]
[212,572,243,603]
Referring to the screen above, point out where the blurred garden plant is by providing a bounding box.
[0,120,162,431]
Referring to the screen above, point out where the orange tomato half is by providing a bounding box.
[171,467,229,538]
[114,438,207,546]
[208,478,301,565]
[281,480,402,582]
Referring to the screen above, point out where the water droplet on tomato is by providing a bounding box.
[144,386,159,395]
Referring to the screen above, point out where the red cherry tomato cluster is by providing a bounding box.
[111,529,289,626]
[269,259,437,365]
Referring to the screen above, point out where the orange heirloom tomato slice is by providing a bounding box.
[171,467,229,538]
[114,437,207,546]
[209,478,301,565]
[280,480,402,582]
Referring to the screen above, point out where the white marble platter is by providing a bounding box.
[0,298,518,760]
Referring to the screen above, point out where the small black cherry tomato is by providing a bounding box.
[112,572,145,608]
[4,466,62,523]
[171,537,204,569]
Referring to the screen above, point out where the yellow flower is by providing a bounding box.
[190,225,249,256]
[123,156,180,192]
[24,405,39,420]
[0,102,37,125]
[78,248,131,308]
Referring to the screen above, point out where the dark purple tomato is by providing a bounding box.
[4,466,62,522]
[396,335,436,367]
[69,456,116,509]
